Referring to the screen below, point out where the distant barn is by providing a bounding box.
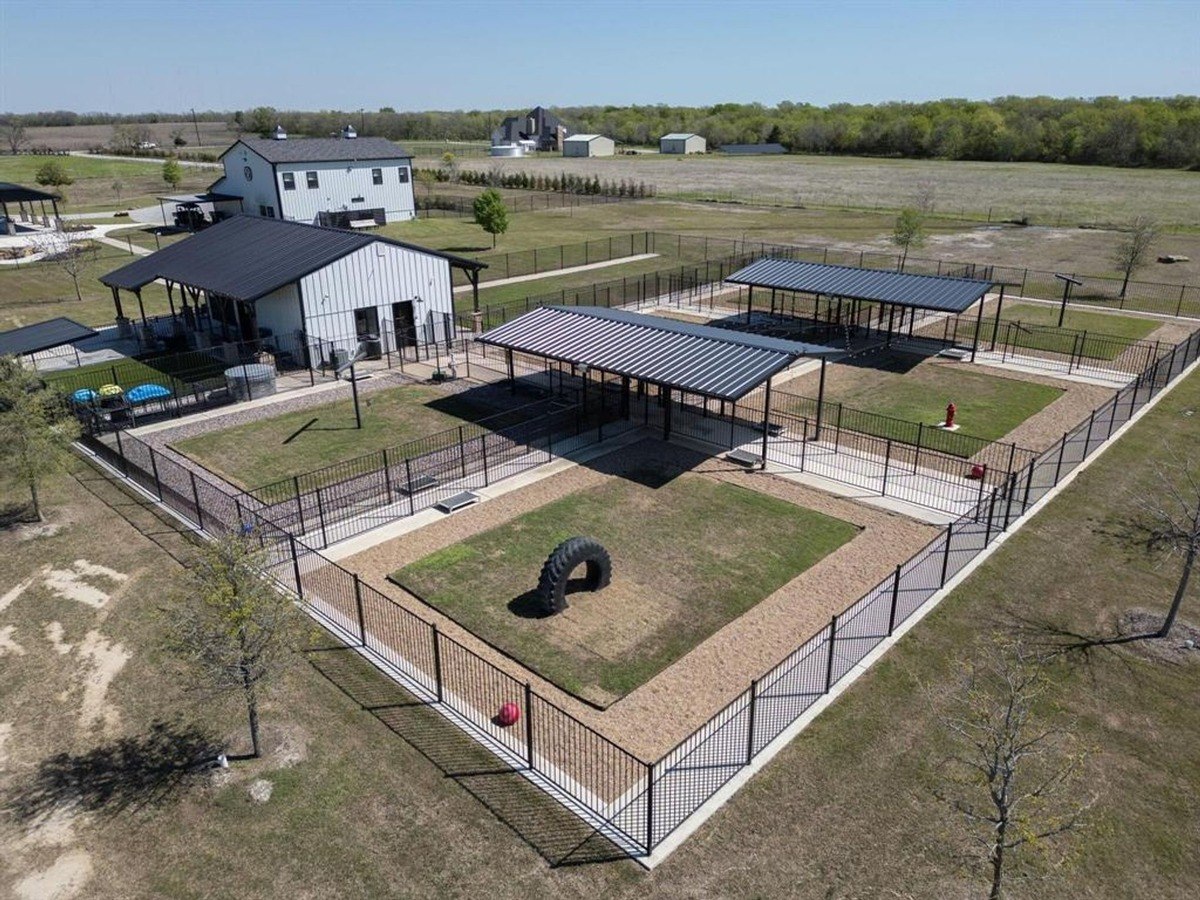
[719,143,786,155]
[563,134,615,157]
[659,133,706,155]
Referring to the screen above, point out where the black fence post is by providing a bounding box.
[148,447,163,501]
[887,565,901,635]
[404,457,416,515]
[189,470,204,530]
[1053,432,1068,484]
[881,438,892,495]
[745,679,758,764]
[940,523,954,587]
[645,763,655,852]
[289,534,303,600]
[293,476,306,534]
[353,574,367,645]
[315,486,329,548]
[382,448,394,503]
[113,428,129,476]
[431,625,443,702]
[1084,410,1096,456]
[824,615,839,692]
[458,426,468,479]
[524,682,535,769]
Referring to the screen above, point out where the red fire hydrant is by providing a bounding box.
[945,402,957,428]
[495,701,521,727]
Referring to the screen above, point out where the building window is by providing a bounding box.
[306,171,319,189]
[282,172,295,191]
[262,206,275,218]
[258,204,267,216]
[397,167,409,184]
[371,168,383,185]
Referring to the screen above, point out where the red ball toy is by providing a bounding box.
[495,701,521,727]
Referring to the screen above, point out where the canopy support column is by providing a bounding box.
[760,377,773,470]
[662,386,672,439]
[745,286,753,325]
[134,288,147,327]
[814,357,827,441]
[506,348,515,393]
[110,286,125,320]
[990,285,1006,351]
[970,294,986,363]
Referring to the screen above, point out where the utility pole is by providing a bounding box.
[191,107,202,146]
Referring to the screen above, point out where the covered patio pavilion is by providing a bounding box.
[0,182,61,233]
[156,191,245,232]
[476,305,842,466]
[726,258,1004,362]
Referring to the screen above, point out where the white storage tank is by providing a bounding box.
[225,363,277,401]
[489,143,524,157]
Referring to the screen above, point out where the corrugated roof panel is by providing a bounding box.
[235,136,412,163]
[477,305,837,401]
[100,216,485,301]
[0,317,97,357]
[727,257,992,313]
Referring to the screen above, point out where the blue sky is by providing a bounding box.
[1,0,1196,113]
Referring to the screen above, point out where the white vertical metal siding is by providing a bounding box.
[297,242,452,353]
[275,159,415,224]
[218,145,279,217]
[253,284,303,343]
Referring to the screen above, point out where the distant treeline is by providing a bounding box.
[8,96,1199,168]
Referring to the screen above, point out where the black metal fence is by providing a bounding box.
[453,232,654,286]
[420,191,632,223]
[77,322,1200,858]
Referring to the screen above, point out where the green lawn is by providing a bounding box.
[392,468,858,706]
[0,154,211,212]
[823,361,1063,446]
[172,383,510,492]
[958,300,1164,361]
[43,356,185,396]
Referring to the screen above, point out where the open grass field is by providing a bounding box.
[0,155,211,213]
[810,355,1063,445]
[1,367,1196,898]
[23,121,241,153]
[171,383,512,491]
[439,152,1200,228]
[391,462,858,706]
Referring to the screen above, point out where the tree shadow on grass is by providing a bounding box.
[305,645,637,867]
[72,468,198,566]
[6,719,218,825]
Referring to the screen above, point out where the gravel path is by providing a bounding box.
[341,437,936,760]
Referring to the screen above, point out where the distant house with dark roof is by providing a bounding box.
[100,216,485,359]
[491,106,568,152]
[209,125,415,227]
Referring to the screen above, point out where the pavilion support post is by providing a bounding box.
[110,286,125,320]
[760,378,773,469]
[158,199,168,231]
[989,285,1006,352]
[620,375,630,419]
[886,304,896,347]
[134,289,147,327]
[745,287,753,325]
[770,289,776,317]
[506,349,515,394]
[970,294,986,363]
[470,269,480,314]
[662,387,672,439]
[814,357,827,441]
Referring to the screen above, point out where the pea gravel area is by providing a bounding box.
[342,437,936,760]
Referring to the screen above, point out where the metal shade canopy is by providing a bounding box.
[477,305,838,402]
[727,257,994,313]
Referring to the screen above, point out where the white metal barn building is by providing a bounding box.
[100,216,485,364]
[209,126,416,228]
[659,133,706,154]
[562,134,615,157]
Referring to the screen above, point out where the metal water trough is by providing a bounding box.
[725,448,763,467]
[400,473,439,495]
[435,491,482,514]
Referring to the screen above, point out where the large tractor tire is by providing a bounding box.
[536,536,612,615]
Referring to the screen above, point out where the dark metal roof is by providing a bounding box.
[0,182,60,203]
[477,305,838,402]
[230,136,412,164]
[158,192,243,203]
[100,216,484,301]
[0,317,96,357]
[727,257,994,313]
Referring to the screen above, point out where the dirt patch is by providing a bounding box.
[0,574,37,614]
[45,622,73,655]
[343,439,935,758]
[14,522,62,541]
[0,721,11,769]
[75,630,131,733]
[0,624,26,657]
[13,849,93,900]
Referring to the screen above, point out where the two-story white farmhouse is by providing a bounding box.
[209,126,416,227]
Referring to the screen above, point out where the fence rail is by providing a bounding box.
[77,319,1200,858]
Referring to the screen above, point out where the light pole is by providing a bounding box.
[1054,273,1083,327]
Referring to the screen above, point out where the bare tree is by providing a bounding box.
[163,533,306,758]
[1131,450,1199,638]
[1111,217,1159,299]
[4,117,27,155]
[891,207,926,270]
[32,233,93,303]
[0,357,81,520]
[936,639,1094,900]
[913,179,938,214]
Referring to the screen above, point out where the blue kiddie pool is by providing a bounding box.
[126,383,173,404]
[70,388,99,404]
